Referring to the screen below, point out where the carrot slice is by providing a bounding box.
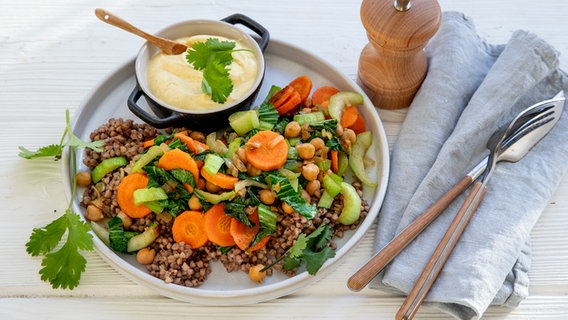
[247,234,270,252]
[349,113,367,134]
[200,166,239,190]
[340,105,360,128]
[245,130,288,171]
[275,90,302,115]
[268,85,294,108]
[172,210,208,248]
[311,86,339,107]
[229,208,270,252]
[116,173,152,218]
[269,85,302,115]
[289,75,312,103]
[204,203,236,247]
[330,149,339,173]
[143,139,155,149]
[157,148,199,182]
[174,131,209,154]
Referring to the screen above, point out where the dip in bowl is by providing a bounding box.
[128,14,269,131]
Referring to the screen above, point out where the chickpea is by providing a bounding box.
[247,163,262,177]
[188,194,203,211]
[258,189,276,205]
[302,163,320,181]
[196,178,206,191]
[189,130,205,142]
[136,247,156,265]
[206,180,221,193]
[248,264,267,283]
[117,211,133,229]
[85,204,104,222]
[296,143,316,160]
[305,179,321,196]
[309,137,325,150]
[284,121,301,138]
[76,171,92,187]
[282,202,295,214]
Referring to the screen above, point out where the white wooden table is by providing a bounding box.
[1,1,567,319]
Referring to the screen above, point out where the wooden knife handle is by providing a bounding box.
[396,181,488,320]
[347,175,473,291]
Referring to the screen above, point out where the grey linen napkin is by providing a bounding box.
[369,11,568,320]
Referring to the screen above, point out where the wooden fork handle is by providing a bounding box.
[347,175,473,291]
[396,181,488,320]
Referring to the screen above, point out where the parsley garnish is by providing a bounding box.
[185,38,252,104]
[22,109,103,289]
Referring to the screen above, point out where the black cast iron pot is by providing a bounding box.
[128,13,269,131]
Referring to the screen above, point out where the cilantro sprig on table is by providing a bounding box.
[21,110,103,289]
[185,38,252,104]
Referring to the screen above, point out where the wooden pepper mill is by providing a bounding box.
[358,0,441,109]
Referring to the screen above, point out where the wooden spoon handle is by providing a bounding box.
[94,8,187,54]
[347,175,473,291]
[95,8,152,40]
[396,181,488,320]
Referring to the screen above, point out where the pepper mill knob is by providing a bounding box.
[358,0,441,109]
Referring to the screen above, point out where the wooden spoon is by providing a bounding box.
[94,8,188,55]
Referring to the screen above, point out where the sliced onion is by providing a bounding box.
[234,179,268,193]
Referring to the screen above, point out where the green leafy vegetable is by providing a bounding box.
[257,103,280,130]
[186,38,252,104]
[269,174,317,219]
[224,192,258,227]
[262,223,335,275]
[108,217,138,253]
[18,144,62,160]
[26,210,93,289]
[23,109,98,289]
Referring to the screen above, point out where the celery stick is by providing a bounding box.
[91,156,127,183]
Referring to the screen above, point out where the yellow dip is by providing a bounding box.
[147,35,258,110]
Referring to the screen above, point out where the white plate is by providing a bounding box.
[63,39,390,305]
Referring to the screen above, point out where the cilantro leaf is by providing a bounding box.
[18,109,103,160]
[64,110,104,152]
[264,223,336,276]
[301,246,336,275]
[287,233,308,259]
[186,38,246,104]
[202,60,233,103]
[26,213,69,256]
[18,144,63,160]
[40,241,87,289]
[66,133,104,152]
[26,210,93,289]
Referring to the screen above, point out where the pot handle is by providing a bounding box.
[127,84,181,128]
[221,13,270,51]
